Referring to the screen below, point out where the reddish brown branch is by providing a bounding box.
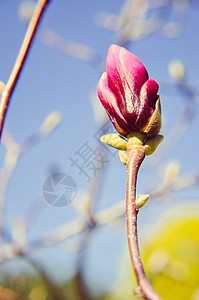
[126,147,162,300]
[0,0,51,139]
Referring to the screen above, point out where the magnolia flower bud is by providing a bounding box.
[97,45,161,137]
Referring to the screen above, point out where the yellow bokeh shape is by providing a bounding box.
[112,203,199,300]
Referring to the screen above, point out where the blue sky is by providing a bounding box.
[0,0,199,295]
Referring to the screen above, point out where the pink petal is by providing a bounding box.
[106,45,126,107]
[106,45,148,120]
[97,72,134,134]
[120,46,149,96]
[135,79,159,129]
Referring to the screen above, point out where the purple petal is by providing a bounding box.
[97,72,135,135]
[106,45,125,107]
[119,46,149,97]
[106,45,149,123]
[135,79,159,129]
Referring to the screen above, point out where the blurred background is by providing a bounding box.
[0,0,199,299]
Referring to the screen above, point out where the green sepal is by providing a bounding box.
[144,134,164,156]
[136,194,149,208]
[100,133,127,150]
[142,97,162,137]
[119,150,129,165]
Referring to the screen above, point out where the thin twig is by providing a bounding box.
[0,0,51,139]
[126,147,162,300]
[38,25,104,72]
[0,199,126,263]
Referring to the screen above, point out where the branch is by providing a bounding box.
[0,199,126,263]
[38,25,104,72]
[126,147,162,300]
[0,0,51,139]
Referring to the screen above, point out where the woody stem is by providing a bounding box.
[126,146,162,300]
[0,0,51,140]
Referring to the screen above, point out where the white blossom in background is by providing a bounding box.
[39,111,62,137]
[18,0,36,23]
[168,59,185,81]
[163,161,180,185]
